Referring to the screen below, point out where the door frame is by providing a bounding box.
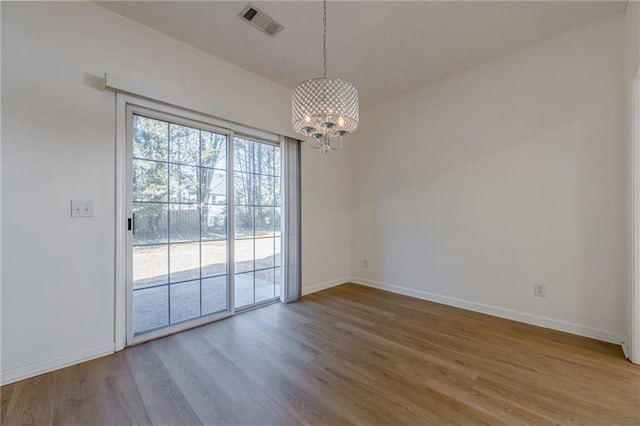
[631,74,640,364]
[115,93,282,349]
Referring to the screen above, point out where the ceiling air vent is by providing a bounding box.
[239,3,284,37]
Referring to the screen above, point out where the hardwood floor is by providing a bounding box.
[2,283,639,425]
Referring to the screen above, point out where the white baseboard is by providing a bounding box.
[622,342,630,359]
[351,277,627,347]
[1,342,115,386]
[302,277,349,296]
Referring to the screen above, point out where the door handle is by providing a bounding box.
[128,214,136,234]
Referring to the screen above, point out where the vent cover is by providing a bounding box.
[239,3,284,37]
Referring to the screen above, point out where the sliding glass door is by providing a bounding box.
[126,106,283,342]
[233,137,282,309]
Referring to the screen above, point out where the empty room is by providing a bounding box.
[2,0,640,424]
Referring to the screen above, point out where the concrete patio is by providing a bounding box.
[132,270,280,334]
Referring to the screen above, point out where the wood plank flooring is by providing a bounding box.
[2,283,639,425]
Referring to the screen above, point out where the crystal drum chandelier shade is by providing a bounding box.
[292,78,359,151]
[291,0,359,153]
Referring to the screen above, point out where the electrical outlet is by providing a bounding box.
[363,259,369,268]
[534,283,546,298]
[71,200,94,217]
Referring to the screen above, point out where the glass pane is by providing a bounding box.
[202,275,228,315]
[255,207,275,237]
[234,137,254,173]
[202,205,226,241]
[274,146,281,177]
[170,280,200,324]
[133,245,168,288]
[202,241,227,277]
[255,238,275,270]
[201,169,226,205]
[235,239,254,273]
[254,143,275,176]
[235,206,254,239]
[133,203,168,245]
[230,138,281,309]
[170,242,200,283]
[133,115,168,161]
[201,132,227,170]
[274,207,281,237]
[255,268,275,304]
[274,176,281,207]
[255,175,275,206]
[274,236,282,267]
[274,267,281,298]
[169,123,199,165]
[234,172,255,206]
[235,272,254,308]
[170,164,199,203]
[133,160,167,202]
[169,204,199,243]
[133,285,168,334]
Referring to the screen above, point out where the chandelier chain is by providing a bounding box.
[323,0,327,79]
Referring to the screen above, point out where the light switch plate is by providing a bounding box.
[71,200,94,217]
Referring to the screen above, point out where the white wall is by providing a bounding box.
[349,14,628,343]
[1,1,350,383]
[301,143,350,294]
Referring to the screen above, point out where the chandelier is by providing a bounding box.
[292,0,359,153]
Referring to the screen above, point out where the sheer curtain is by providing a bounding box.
[281,137,302,302]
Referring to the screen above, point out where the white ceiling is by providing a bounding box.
[96,1,625,106]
